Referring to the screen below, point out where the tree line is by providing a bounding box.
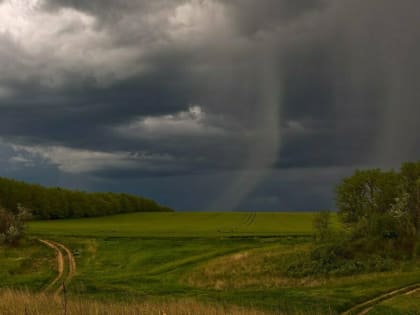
[0,177,172,220]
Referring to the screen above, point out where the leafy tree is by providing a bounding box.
[335,163,420,257]
[336,169,400,237]
[313,210,333,242]
[400,162,420,236]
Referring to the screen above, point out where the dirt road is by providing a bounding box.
[38,239,76,296]
[341,283,420,315]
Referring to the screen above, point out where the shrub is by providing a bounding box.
[0,204,31,246]
[286,240,396,278]
[313,210,333,242]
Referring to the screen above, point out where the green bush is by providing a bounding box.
[335,162,420,257]
[0,205,31,246]
[286,240,396,277]
[313,210,333,242]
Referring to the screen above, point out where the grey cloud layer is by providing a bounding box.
[0,0,419,210]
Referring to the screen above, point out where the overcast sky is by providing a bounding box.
[0,0,419,211]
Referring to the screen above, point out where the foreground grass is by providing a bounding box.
[4,235,416,314]
[0,289,281,315]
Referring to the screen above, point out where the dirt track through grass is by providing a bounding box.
[341,283,420,315]
[38,239,76,296]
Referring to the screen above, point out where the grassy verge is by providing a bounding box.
[0,239,55,290]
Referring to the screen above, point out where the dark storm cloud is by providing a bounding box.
[221,0,326,36]
[0,0,419,210]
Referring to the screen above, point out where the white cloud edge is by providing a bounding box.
[116,105,226,139]
[9,143,174,173]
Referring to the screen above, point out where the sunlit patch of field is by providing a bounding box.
[28,212,335,237]
[183,243,320,289]
[185,243,420,291]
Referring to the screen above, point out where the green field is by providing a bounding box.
[1,212,419,314]
[0,239,55,290]
[28,212,331,237]
[367,290,420,315]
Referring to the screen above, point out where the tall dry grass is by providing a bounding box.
[0,289,268,315]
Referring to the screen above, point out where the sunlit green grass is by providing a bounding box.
[0,239,54,290]
[28,212,338,237]
[56,236,420,314]
[2,212,419,314]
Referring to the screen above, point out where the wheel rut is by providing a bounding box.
[39,239,76,296]
[341,283,420,315]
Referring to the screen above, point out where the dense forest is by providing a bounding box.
[0,177,172,219]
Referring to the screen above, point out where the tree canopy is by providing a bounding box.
[336,161,420,257]
[0,177,172,219]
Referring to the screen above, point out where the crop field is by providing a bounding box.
[1,212,419,315]
[27,212,332,237]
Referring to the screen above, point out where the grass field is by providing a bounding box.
[28,212,333,237]
[0,239,55,290]
[1,212,419,314]
[0,289,276,315]
[367,289,420,315]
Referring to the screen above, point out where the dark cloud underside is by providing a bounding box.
[0,0,419,210]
